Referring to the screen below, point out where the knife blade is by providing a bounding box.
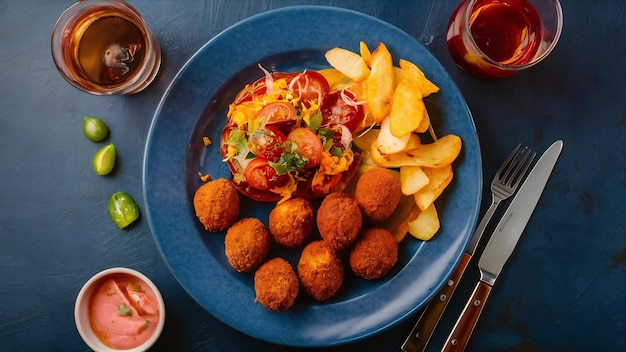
[441,140,563,352]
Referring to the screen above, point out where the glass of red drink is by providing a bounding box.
[51,0,161,95]
[446,0,562,78]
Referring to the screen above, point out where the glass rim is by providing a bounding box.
[462,0,563,71]
[50,0,161,95]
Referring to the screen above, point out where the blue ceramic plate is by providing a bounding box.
[144,5,481,347]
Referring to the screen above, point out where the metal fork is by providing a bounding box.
[401,144,536,352]
[466,144,536,253]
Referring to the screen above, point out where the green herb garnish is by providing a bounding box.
[139,320,151,334]
[117,303,133,317]
[307,111,323,131]
[268,141,309,175]
[331,146,344,158]
[318,128,335,152]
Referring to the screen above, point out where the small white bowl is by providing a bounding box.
[75,267,165,352]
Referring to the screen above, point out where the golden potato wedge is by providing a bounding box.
[392,223,410,243]
[404,132,422,150]
[366,42,394,122]
[389,79,425,137]
[406,134,461,167]
[393,66,403,87]
[377,117,410,154]
[352,128,380,152]
[383,199,418,243]
[400,165,430,195]
[414,165,453,211]
[370,134,461,168]
[359,41,372,68]
[347,77,367,99]
[362,113,379,131]
[369,145,406,167]
[408,203,440,241]
[325,47,370,82]
[415,106,431,133]
[318,68,351,91]
[399,59,439,97]
[356,124,421,154]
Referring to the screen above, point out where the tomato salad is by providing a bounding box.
[220,66,365,202]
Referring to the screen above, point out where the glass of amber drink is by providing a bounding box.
[446,0,562,78]
[51,0,161,95]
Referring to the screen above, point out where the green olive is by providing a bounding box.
[93,144,116,175]
[108,192,140,229]
[83,116,109,142]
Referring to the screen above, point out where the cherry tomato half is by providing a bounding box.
[233,72,297,105]
[244,157,289,192]
[289,70,330,106]
[233,70,330,107]
[287,127,323,168]
[248,126,286,162]
[321,89,364,133]
[257,102,298,126]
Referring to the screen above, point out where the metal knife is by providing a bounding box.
[441,140,563,352]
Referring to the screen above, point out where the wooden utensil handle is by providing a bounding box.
[441,281,492,352]
[401,253,472,352]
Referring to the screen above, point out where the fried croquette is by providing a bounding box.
[254,258,300,312]
[349,228,399,280]
[225,218,271,272]
[316,194,362,251]
[323,191,350,201]
[193,178,240,232]
[297,241,344,301]
[355,167,401,222]
[269,198,314,248]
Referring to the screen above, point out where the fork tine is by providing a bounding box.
[496,144,521,180]
[509,148,536,188]
[497,144,526,184]
[497,145,536,188]
[501,146,530,184]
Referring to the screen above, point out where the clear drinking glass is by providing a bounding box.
[446,0,563,78]
[51,0,161,95]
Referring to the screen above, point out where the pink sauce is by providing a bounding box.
[88,273,160,350]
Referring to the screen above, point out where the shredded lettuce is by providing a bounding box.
[228,129,247,152]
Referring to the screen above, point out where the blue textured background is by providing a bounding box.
[0,1,624,351]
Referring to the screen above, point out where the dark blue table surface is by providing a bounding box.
[1,1,624,351]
